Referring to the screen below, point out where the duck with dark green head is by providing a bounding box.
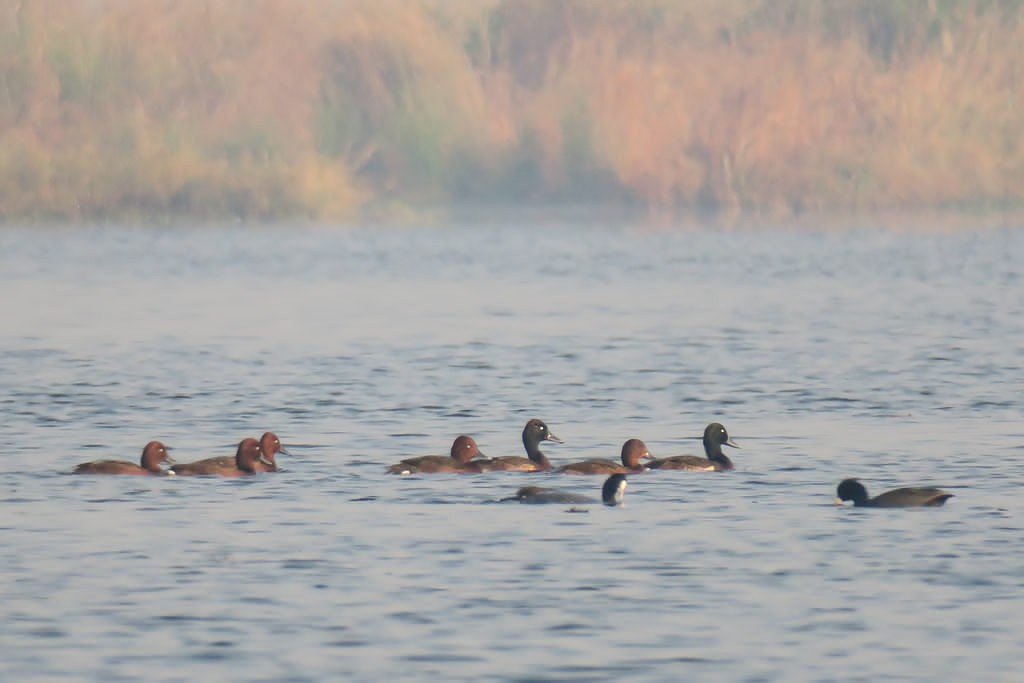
[476,419,562,472]
[646,423,738,471]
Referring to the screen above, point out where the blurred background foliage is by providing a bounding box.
[0,0,1021,221]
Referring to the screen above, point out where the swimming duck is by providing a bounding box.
[835,478,953,508]
[257,432,289,470]
[476,419,562,472]
[180,431,289,473]
[557,438,651,474]
[386,435,486,474]
[504,474,628,507]
[72,441,173,475]
[171,438,270,476]
[646,422,738,471]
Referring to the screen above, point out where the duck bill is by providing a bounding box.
[471,449,488,460]
[833,497,845,505]
[259,454,275,467]
[725,439,740,449]
[278,446,291,456]
[546,433,564,444]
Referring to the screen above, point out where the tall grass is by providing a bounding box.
[0,0,1021,221]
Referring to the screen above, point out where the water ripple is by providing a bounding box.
[1,224,1022,682]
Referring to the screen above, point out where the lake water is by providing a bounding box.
[0,217,1022,682]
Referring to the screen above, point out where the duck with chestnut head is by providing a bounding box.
[387,435,487,474]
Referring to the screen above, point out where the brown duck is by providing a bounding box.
[557,438,652,474]
[72,441,173,475]
[171,438,271,476]
[386,435,486,474]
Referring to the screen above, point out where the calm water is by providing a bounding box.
[1,219,1022,682]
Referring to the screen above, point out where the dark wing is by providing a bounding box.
[870,487,954,508]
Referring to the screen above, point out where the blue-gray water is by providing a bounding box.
[1,220,1022,682]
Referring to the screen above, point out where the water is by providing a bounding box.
[1,218,1022,682]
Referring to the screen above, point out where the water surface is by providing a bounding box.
[1,220,1022,681]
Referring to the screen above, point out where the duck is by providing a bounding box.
[646,422,738,471]
[835,478,954,508]
[257,432,289,470]
[557,438,652,474]
[475,419,562,471]
[171,438,270,476]
[72,441,173,475]
[503,474,628,507]
[386,435,486,474]
[176,431,289,473]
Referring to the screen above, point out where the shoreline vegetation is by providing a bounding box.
[1,0,1022,223]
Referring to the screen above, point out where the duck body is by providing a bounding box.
[506,486,593,504]
[387,435,485,474]
[558,438,651,475]
[647,423,738,471]
[503,474,628,506]
[646,455,723,471]
[836,478,954,508]
[171,438,269,476]
[72,441,173,475]
[478,456,545,472]
[558,458,627,475]
[476,419,562,472]
[73,461,156,475]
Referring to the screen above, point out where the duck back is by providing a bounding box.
[73,460,152,475]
